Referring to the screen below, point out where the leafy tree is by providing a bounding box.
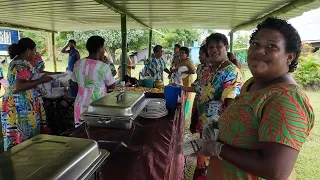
[56,31,75,49]
[233,32,250,64]
[160,29,200,48]
[300,42,314,57]
[20,31,48,54]
[73,29,149,63]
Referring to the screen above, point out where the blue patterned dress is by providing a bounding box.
[1,60,46,151]
[143,57,168,81]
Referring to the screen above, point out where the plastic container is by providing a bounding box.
[140,76,154,88]
[164,85,181,109]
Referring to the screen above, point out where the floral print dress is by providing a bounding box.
[1,60,46,151]
[192,63,243,172]
[30,55,45,71]
[194,64,243,127]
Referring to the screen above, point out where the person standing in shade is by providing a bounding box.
[199,18,312,180]
[170,44,181,70]
[102,55,117,77]
[143,45,171,81]
[71,36,115,127]
[61,40,80,97]
[181,33,243,179]
[1,38,53,151]
[171,47,195,115]
[118,44,135,80]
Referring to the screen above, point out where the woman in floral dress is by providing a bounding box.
[1,38,53,150]
[143,45,171,81]
[190,45,208,134]
[72,36,115,127]
[199,18,314,180]
[182,33,243,179]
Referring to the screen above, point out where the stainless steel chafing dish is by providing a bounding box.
[0,134,109,180]
[81,91,148,129]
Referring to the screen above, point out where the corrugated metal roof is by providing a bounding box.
[0,0,319,32]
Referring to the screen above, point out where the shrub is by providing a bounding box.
[294,55,320,90]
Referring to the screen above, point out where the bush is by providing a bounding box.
[294,55,320,90]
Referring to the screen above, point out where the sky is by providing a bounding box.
[289,8,320,41]
[215,7,320,41]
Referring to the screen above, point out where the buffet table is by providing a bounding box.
[63,97,186,180]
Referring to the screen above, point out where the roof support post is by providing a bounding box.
[148,30,153,58]
[51,32,57,72]
[121,14,127,80]
[230,33,234,53]
[94,0,164,37]
[95,0,150,30]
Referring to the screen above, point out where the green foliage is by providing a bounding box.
[72,29,149,63]
[233,32,249,64]
[300,42,314,57]
[294,54,320,90]
[293,43,320,90]
[160,29,200,48]
[56,31,76,49]
[20,31,48,52]
[73,29,148,51]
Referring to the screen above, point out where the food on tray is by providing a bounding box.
[114,87,164,93]
[132,87,145,92]
[150,88,164,93]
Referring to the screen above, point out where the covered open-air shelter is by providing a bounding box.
[0,1,319,179]
[0,0,319,76]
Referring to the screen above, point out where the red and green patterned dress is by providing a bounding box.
[207,78,314,180]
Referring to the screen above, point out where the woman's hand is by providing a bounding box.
[202,120,220,141]
[16,75,53,92]
[40,75,53,83]
[197,140,224,157]
[171,68,178,73]
[182,139,224,157]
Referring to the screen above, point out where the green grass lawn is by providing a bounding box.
[296,91,320,180]
[1,57,319,179]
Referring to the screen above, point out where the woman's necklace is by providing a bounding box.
[212,58,228,73]
[205,58,229,83]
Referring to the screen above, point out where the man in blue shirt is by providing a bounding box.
[61,40,80,97]
[61,40,80,72]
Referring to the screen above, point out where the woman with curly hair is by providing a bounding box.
[197,17,314,180]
